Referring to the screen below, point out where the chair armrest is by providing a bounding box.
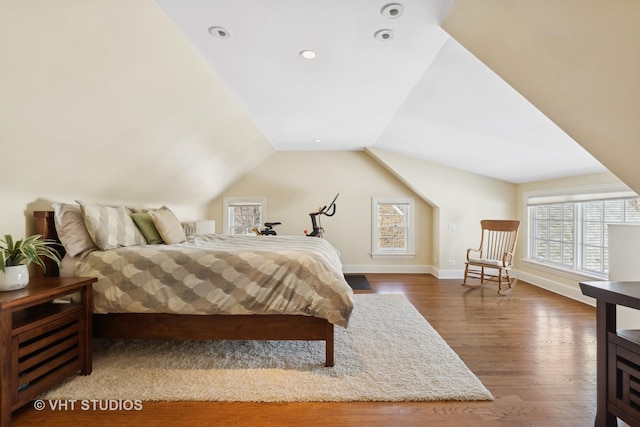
[502,251,515,267]
[466,248,481,261]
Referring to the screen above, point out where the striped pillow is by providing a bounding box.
[77,201,147,250]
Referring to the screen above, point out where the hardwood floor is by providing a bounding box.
[13,274,600,426]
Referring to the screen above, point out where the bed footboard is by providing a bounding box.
[93,312,335,367]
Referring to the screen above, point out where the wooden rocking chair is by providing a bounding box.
[462,219,520,295]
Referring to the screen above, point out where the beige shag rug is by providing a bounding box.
[43,294,493,402]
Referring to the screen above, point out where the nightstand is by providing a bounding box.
[0,276,96,426]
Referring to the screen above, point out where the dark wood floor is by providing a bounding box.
[13,274,600,426]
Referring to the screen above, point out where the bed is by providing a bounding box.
[34,206,354,367]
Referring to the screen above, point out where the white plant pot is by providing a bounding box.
[0,265,29,291]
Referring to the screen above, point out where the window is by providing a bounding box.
[530,203,575,268]
[528,192,640,277]
[371,197,415,258]
[223,197,266,235]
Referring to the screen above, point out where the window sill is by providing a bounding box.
[520,259,607,281]
[370,253,416,260]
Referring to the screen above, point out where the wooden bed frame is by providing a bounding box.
[34,211,335,367]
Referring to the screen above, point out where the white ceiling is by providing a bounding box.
[156,0,605,184]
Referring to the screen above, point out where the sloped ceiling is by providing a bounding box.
[442,0,640,191]
[157,0,606,184]
[0,1,273,207]
[2,0,634,215]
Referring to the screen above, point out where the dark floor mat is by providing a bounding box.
[344,274,372,290]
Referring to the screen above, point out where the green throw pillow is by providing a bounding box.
[131,212,164,244]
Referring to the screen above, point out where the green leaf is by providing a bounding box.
[0,234,62,273]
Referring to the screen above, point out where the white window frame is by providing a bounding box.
[523,183,638,279]
[222,197,267,235]
[371,197,415,259]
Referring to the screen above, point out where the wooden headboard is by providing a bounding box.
[34,211,63,277]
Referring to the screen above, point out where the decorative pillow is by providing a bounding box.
[148,206,186,244]
[128,206,152,213]
[131,212,164,244]
[52,203,98,257]
[77,201,147,250]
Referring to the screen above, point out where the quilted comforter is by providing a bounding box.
[74,234,354,327]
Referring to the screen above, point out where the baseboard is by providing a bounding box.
[341,266,594,307]
[342,265,431,274]
[513,269,595,307]
[341,265,468,278]
[431,268,464,279]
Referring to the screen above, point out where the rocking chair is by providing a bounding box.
[462,219,520,295]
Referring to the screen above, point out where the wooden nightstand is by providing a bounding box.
[0,276,96,426]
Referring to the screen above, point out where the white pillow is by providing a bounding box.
[148,206,186,244]
[52,203,98,257]
[77,201,147,250]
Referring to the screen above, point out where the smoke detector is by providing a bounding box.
[208,26,232,39]
[381,3,404,19]
[374,29,395,41]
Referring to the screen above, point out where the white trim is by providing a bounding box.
[522,183,639,277]
[341,264,467,278]
[519,259,606,281]
[523,182,635,205]
[521,182,635,250]
[222,196,267,235]
[370,253,416,260]
[371,197,415,257]
[513,269,595,307]
[342,264,431,274]
[433,268,465,279]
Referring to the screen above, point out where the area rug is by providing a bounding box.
[42,294,493,402]
[344,273,372,290]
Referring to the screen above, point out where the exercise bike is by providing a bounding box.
[252,222,281,236]
[305,193,339,238]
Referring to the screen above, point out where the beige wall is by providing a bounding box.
[366,147,516,276]
[208,151,433,272]
[0,0,273,238]
[207,148,518,276]
[0,191,205,242]
[443,0,640,193]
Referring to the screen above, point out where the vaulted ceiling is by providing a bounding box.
[2,0,638,218]
[156,0,609,184]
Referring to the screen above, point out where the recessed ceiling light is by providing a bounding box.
[299,50,317,60]
[381,3,404,19]
[208,26,231,39]
[374,29,394,41]
[313,139,322,143]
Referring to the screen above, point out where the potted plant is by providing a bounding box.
[0,234,62,291]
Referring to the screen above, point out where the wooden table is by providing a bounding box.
[0,276,96,426]
[580,280,640,427]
